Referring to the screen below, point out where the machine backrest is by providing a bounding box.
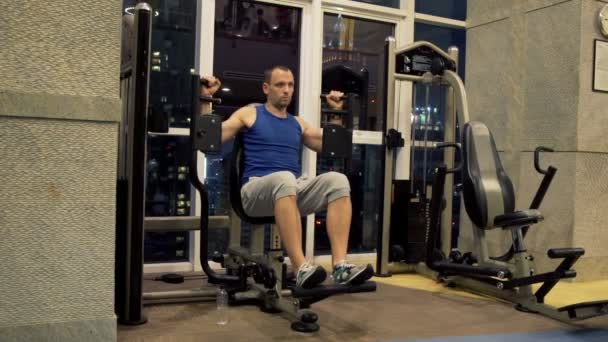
[229,134,275,225]
[462,121,515,229]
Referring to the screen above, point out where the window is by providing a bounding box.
[414,23,466,78]
[411,22,467,181]
[351,0,400,9]
[415,0,467,20]
[322,13,393,131]
[412,12,467,248]
[122,0,199,263]
[212,0,303,255]
[411,22,466,156]
[316,13,394,255]
[213,0,301,112]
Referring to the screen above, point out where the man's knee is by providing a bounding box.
[318,172,350,204]
[321,171,351,192]
[270,171,298,202]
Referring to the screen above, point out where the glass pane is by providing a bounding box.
[412,21,467,183]
[146,136,192,217]
[205,142,233,259]
[124,0,199,264]
[351,0,399,9]
[205,142,234,216]
[317,14,394,255]
[144,135,192,263]
[314,145,384,254]
[412,84,447,142]
[322,14,394,131]
[415,0,467,20]
[412,23,467,248]
[213,1,302,255]
[144,232,189,263]
[410,146,445,189]
[214,0,301,112]
[147,0,197,128]
[414,23,466,79]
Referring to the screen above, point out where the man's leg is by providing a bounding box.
[297,172,351,265]
[298,172,373,285]
[274,195,306,270]
[326,196,352,266]
[241,171,326,288]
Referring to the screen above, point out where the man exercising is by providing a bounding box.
[201,66,373,288]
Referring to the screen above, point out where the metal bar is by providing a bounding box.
[270,224,281,250]
[250,225,266,256]
[502,270,576,290]
[535,256,580,303]
[395,73,423,82]
[393,41,454,60]
[377,37,397,276]
[228,211,241,249]
[144,215,230,232]
[440,46,458,257]
[143,297,215,305]
[143,288,217,300]
[442,70,470,124]
[115,2,152,326]
[426,167,447,271]
[433,261,510,279]
[530,167,557,209]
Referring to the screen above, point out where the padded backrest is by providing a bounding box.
[229,134,275,225]
[462,121,515,229]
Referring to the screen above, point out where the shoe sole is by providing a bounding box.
[338,264,374,286]
[299,267,327,289]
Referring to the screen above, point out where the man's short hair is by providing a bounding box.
[264,65,292,83]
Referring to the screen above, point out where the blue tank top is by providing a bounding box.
[242,105,302,183]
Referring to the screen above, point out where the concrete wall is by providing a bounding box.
[463,0,608,281]
[0,1,121,340]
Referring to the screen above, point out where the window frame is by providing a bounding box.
[144,0,465,273]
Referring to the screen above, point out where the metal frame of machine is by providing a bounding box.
[380,38,608,323]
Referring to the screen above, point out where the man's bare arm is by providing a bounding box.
[300,90,344,153]
[298,117,323,153]
[221,106,255,143]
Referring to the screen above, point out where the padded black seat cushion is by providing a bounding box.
[494,209,543,229]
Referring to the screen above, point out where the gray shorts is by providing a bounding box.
[241,171,351,217]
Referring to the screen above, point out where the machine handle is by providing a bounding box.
[434,142,462,173]
[320,94,351,100]
[534,146,554,175]
[198,77,222,104]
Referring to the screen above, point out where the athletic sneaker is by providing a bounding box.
[295,262,327,288]
[332,262,374,285]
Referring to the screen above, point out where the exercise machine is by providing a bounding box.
[377,39,466,276]
[115,3,376,332]
[115,3,153,325]
[382,39,608,322]
[426,124,608,321]
[180,77,376,333]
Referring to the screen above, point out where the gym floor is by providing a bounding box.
[117,274,608,341]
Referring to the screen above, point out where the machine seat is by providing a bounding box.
[494,209,543,229]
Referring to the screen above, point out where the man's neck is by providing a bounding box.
[265,102,288,118]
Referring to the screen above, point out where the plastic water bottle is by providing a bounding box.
[216,287,229,325]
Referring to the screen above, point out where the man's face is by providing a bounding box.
[263,69,294,109]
